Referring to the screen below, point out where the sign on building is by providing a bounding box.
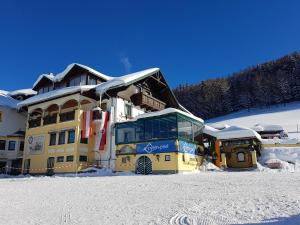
[136,140,176,154]
[27,135,45,154]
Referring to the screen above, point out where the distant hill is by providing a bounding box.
[174,52,300,120]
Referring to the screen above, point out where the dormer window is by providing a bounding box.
[69,74,87,87]
[38,85,54,94]
[88,77,97,85]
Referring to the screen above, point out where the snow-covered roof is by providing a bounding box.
[252,123,284,132]
[216,126,261,140]
[203,125,220,137]
[120,107,204,124]
[33,63,112,89]
[9,89,37,97]
[18,85,96,108]
[203,124,261,140]
[208,123,230,130]
[95,68,159,94]
[0,91,19,109]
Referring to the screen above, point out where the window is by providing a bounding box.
[0,140,6,150]
[165,155,171,161]
[57,156,64,163]
[79,155,87,162]
[115,114,178,144]
[69,75,87,87]
[59,111,75,122]
[237,152,245,162]
[66,155,74,162]
[122,157,127,164]
[0,111,2,122]
[8,141,16,151]
[58,131,66,145]
[178,115,193,141]
[124,103,132,118]
[49,133,56,146]
[88,77,97,85]
[19,141,24,151]
[68,130,75,143]
[80,131,88,144]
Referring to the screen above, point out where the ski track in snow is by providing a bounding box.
[0,172,300,225]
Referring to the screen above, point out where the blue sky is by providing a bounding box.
[1,0,300,91]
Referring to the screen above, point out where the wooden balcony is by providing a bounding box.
[131,92,166,111]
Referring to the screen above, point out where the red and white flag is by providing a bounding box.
[82,111,93,139]
[95,111,110,151]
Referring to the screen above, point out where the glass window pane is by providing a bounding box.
[0,140,6,150]
[49,133,56,146]
[178,116,193,141]
[80,75,87,85]
[68,130,75,143]
[58,131,65,145]
[8,141,16,150]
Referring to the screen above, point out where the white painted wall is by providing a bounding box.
[0,139,23,160]
[98,97,145,168]
[0,106,26,136]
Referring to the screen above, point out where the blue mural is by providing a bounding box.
[179,141,198,155]
[136,140,176,154]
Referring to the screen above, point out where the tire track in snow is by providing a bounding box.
[59,200,71,225]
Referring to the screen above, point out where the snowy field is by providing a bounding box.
[207,102,300,137]
[0,171,300,225]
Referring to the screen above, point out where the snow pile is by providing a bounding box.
[199,160,221,171]
[260,147,300,171]
[8,89,37,97]
[264,159,295,172]
[208,123,230,130]
[261,137,300,145]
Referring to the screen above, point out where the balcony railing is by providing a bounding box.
[131,92,166,111]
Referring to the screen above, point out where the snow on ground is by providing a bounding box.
[207,102,300,134]
[0,171,300,225]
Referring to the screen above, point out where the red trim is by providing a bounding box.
[99,112,110,151]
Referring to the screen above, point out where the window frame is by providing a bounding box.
[56,156,64,163]
[19,141,24,151]
[0,140,6,150]
[79,155,87,162]
[165,155,171,161]
[58,131,66,145]
[49,133,57,146]
[66,155,74,162]
[8,141,16,151]
[68,130,75,144]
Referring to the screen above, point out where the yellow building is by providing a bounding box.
[115,109,204,174]
[19,63,194,175]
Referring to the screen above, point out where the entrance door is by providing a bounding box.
[23,159,30,174]
[136,156,152,175]
[0,161,6,174]
[47,157,55,176]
